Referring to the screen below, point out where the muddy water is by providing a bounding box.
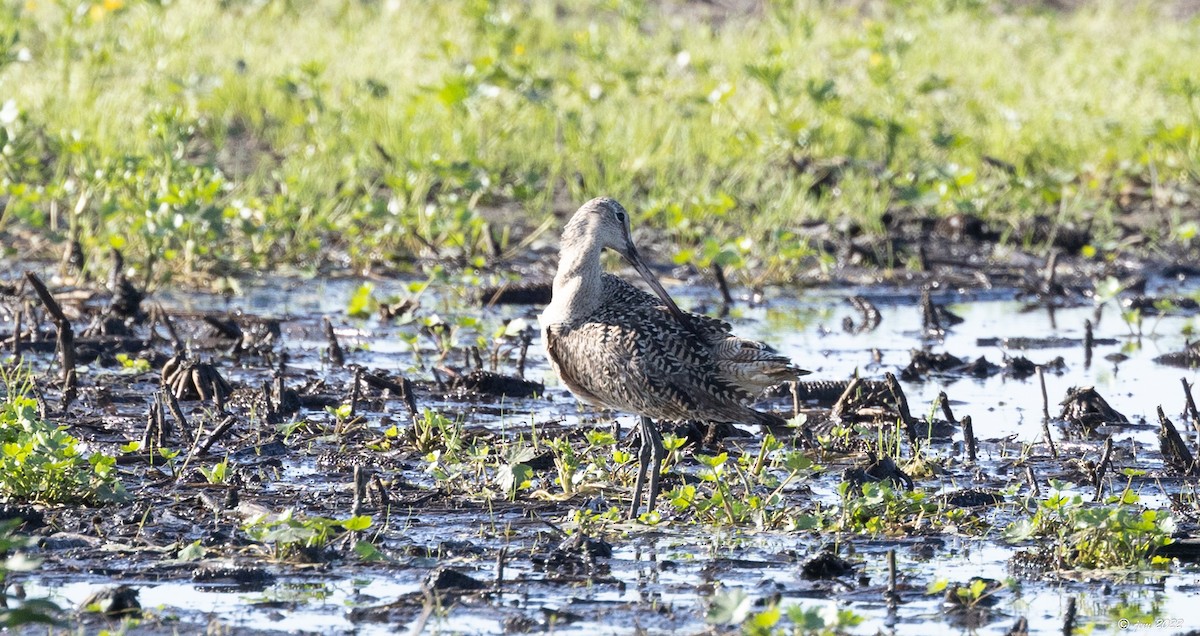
[8,273,1200,634]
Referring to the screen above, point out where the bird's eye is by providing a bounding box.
[616,211,626,223]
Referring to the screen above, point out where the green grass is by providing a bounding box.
[0,0,1197,283]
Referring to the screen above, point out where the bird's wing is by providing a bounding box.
[600,273,733,340]
[546,304,762,424]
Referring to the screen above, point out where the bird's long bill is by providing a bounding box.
[622,245,692,326]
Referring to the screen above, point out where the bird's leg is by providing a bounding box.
[645,417,666,513]
[629,416,653,519]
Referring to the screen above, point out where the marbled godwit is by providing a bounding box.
[539,197,809,518]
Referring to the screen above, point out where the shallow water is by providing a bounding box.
[5,271,1200,634]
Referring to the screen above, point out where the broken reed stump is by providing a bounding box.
[163,388,192,448]
[1042,249,1060,295]
[1024,465,1040,497]
[1062,596,1076,636]
[24,272,77,410]
[260,382,279,424]
[150,304,185,354]
[962,415,977,463]
[1037,366,1058,458]
[712,262,734,309]
[349,367,363,419]
[1083,320,1094,369]
[830,377,864,421]
[937,390,956,424]
[324,317,345,368]
[196,415,237,457]
[370,473,390,509]
[1157,406,1200,477]
[920,289,942,337]
[495,546,508,591]
[1037,366,1051,421]
[361,371,420,421]
[10,305,21,356]
[351,465,369,518]
[1182,378,1200,435]
[516,330,532,379]
[884,373,920,454]
[885,548,899,606]
[1092,436,1113,502]
[142,392,168,454]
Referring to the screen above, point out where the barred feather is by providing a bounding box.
[539,198,807,427]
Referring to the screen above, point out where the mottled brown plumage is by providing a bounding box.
[547,273,800,427]
[538,197,808,517]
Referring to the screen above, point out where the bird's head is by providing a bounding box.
[564,197,690,325]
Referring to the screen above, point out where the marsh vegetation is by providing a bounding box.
[0,1,1199,634]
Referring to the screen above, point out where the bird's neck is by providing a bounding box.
[545,232,605,324]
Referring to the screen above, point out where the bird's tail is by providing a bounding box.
[716,338,810,395]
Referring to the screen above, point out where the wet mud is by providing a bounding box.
[1,228,1200,634]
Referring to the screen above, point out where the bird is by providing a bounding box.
[538,197,810,518]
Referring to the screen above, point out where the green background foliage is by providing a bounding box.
[0,0,1197,281]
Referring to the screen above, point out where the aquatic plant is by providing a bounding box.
[410,408,463,455]
[197,458,230,485]
[0,520,59,628]
[1004,480,1175,570]
[927,577,1008,611]
[665,442,819,529]
[708,589,865,636]
[243,509,372,562]
[834,481,939,535]
[0,364,124,504]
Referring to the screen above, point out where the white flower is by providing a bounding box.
[0,100,19,126]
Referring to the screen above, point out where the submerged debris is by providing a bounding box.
[532,532,613,578]
[976,335,1100,349]
[901,349,963,381]
[423,567,489,594]
[842,295,881,334]
[941,577,1003,611]
[442,367,544,399]
[191,564,276,590]
[901,349,1000,381]
[1154,340,1200,369]
[842,452,914,492]
[204,312,280,356]
[1002,355,1065,380]
[800,550,857,580]
[941,489,1004,508]
[956,356,1001,378]
[1122,295,1200,314]
[161,354,234,408]
[941,576,1005,629]
[78,585,141,619]
[1059,386,1129,430]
